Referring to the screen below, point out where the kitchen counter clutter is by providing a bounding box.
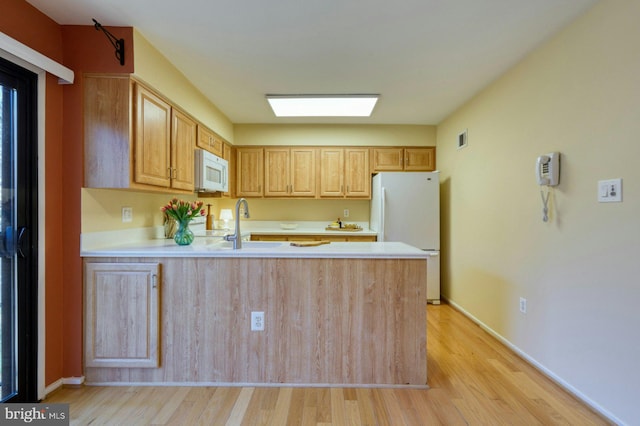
[245,220,378,243]
[243,220,376,236]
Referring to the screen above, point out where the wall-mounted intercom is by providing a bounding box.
[536,152,560,186]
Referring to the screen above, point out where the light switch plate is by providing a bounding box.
[598,178,622,203]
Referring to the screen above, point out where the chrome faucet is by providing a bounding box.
[223,198,250,249]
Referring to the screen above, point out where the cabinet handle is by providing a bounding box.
[167,167,172,179]
[172,168,178,179]
[152,274,158,289]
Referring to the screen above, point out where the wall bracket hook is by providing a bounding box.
[92,19,125,66]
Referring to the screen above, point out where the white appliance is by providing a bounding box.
[370,172,441,303]
[194,149,228,193]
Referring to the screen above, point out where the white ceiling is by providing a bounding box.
[26,0,597,125]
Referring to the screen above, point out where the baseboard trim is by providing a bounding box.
[44,378,64,397]
[84,381,428,390]
[63,376,85,386]
[45,376,86,397]
[443,297,622,425]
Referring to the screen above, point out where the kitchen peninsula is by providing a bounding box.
[81,239,428,387]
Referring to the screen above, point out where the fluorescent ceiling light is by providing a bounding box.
[266,94,379,117]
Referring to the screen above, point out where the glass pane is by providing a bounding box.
[0,81,18,401]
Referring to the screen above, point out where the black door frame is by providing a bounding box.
[0,56,39,403]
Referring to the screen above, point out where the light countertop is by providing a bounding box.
[81,239,429,259]
[80,221,427,259]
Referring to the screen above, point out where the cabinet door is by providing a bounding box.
[404,147,435,171]
[237,148,264,197]
[134,84,171,188]
[84,75,132,188]
[371,147,403,172]
[319,148,345,197]
[222,143,236,198]
[264,148,290,197]
[84,262,160,368]
[171,109,196,191]
[196,125,224,157]
[344,148,371,198]
[290,148,316,197]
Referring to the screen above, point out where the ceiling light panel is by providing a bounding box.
[266,95,379,117]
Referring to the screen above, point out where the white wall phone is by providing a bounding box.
[537,152,560,222]
[536,152,560,186]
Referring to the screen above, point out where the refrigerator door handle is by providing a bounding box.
[381,187,386,242]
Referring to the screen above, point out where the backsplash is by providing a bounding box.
[82,188,370,233]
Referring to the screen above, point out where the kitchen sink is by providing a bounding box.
[208,241,284,250]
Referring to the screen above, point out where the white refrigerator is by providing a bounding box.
[370,172,440,303]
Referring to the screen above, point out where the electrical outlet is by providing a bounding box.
[121,207,133,223]
[519,297,527,314]
[343,209,350,218]
[251,311,264,331]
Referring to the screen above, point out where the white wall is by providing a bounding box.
[133,30,234,142]
[437,1,639,423]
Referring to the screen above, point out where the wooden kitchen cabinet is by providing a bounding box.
[251,234,376,242]
[319,148,370,198]
[84,262,160,368]
[196,124,224,157]
[169,108,196,191]
[371,147,435,172]
[222,142,236,198]
[134,84,172,188]
[318,148,344,197]
[264,147,316,197]
[345,148,370,197]
[236,147,264,197]
[84,75,195,192]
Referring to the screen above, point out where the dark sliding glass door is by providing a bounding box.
[0,56,38,402]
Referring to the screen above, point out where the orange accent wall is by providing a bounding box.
[59,25,134,379]
[0,0,63,62]
[2,0,134,384]
[2,0,66,387]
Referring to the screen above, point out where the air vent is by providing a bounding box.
[457,130,468,150]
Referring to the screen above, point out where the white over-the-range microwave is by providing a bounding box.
[194,149,229,193]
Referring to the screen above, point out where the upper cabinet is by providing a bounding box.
[84,74,196,193]
[170,109,197,191]
[222,142,236,198]
[264,147,316,198]
[344,148,370,198]
[236,147,264,197]
[133,85,172,188]
[196,125,224,157]
[319,148,370,199]
[371,147,435,172]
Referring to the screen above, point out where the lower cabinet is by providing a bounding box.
[84,262,161,368]
[251,234,377,242]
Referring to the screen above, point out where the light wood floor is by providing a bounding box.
[45,303,611,425]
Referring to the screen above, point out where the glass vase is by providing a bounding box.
[173,219,194,245]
